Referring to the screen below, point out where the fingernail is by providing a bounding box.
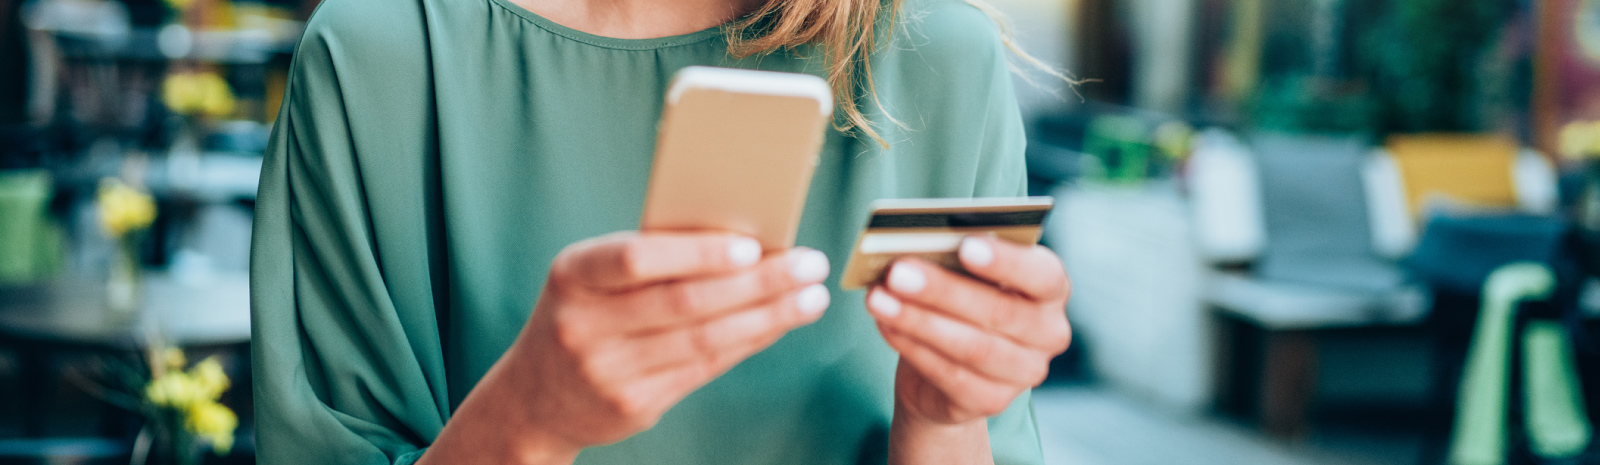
[868,288,901,318]
[796,284,830,316]
[728,238,761,267]
[887,263,925,294]
[790,249,831,283]
[959,237,994,267]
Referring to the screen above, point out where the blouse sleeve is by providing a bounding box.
[862,1,1044,462]
[250,0,447,463]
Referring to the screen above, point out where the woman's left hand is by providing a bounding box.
[867,236,1072,425]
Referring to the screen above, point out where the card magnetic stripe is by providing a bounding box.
[866,210,1049,229]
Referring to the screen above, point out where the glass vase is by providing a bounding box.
[135,414,201,465]
[107,241,142,320]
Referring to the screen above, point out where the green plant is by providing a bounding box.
[1358,0,1519,133]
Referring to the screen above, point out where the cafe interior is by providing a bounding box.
[1,0,1599,464]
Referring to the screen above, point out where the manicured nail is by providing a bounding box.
[796,284,830,316]
[790,249,831,283]
[959,237,994,268]
[729,238,761,267]
[887,263,925,294]
[868,288,901,318]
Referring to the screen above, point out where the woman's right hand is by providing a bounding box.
[420,232,832,465]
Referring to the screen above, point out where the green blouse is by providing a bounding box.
[248,0,1041,462]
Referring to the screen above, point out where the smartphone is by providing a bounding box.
[640,66,834,252]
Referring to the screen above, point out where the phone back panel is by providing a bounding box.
[641,82,831,251]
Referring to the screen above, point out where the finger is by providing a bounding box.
[555,232,764,291]
[881,259,1066,350]
[607,248,829,333]
[878,325,1024,419]
[620,327,788,423]
[589,284,830,381]
[956,236,1070,302]
[867,288,1049,386]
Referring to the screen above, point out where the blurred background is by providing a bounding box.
[1,0,1599,463]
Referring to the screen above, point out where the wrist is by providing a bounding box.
[888,398,991,465]
[423,352,582,465]
[890,402,987,441]
[424,421,579,465]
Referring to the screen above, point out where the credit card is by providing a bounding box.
[840,197,1054,290]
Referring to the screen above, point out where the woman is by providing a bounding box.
[249,0,1073,462]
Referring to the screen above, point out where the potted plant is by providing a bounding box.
[136,347,238,465]
[96,177,156,319]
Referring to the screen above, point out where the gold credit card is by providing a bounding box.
[840,197,1054,290]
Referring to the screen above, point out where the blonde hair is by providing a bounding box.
[724,0,1075,147]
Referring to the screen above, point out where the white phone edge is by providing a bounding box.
[665,66,834,116]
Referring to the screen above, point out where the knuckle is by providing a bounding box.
[1059,325,1074,353]
[618,240,651,280]
[686,324,714,358]
[758,263,793,294]
[692,354,722,381]
[995,305,1032,338]
[944,363,974,388]
[621,413,658,433]
[551,315,592,353]
[775,297,807,327]
[1044,260,1071,297]
[700,239,727,268]
[549,248,582,284]
[1025,357,1051,386]
[597,385,646,419]
[896,304,924,330]
[964,336,996,366]
[615,391,654,420]
[978,393,1012,417]
[1053,273,1073,301]
[665,284,702,317]
[1027,369,1049,388]
[574,356,608,387]
[1035,245,1063,268]
[1049,318,1074,354]
[988,299,1018,332]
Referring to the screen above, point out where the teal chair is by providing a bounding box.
[0,169,62,285]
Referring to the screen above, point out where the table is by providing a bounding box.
[1207,271,1429,438]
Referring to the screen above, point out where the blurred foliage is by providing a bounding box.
[1357,0,1519,134]
[1247,0,1525,136]
[1252,75,1380,134]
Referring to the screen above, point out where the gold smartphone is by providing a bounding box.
[640,67,835,252]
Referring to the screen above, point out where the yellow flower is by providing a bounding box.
[189,357,229,400]
[162,72,235,118]
[1153,121,1195,160]
[196,73,236,118]
[160,348,186,371]
[97,178,156,239]
[142,349,235,455]
[1560,121,1600,160]
[161,73,199,115]
[145,372,204,408]
[185,400,237,455]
